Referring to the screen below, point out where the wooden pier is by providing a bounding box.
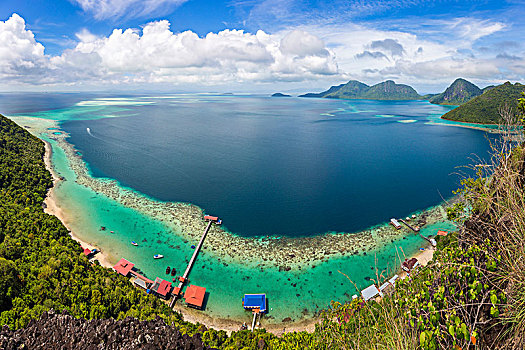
[399,219,420,232]
[399,218,436,246]
[170,220,214,308]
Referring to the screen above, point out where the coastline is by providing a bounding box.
[42,140,114,269]
[14,113,447,332]
[39,127,440,335]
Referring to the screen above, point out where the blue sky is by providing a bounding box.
[0,0,524,92]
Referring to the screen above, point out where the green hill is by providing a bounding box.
[300,80,421,100]
[429,78,482,105]
[441,81,525,124]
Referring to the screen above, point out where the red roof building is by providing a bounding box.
[113,258,135,277]
[402,258,419,272]
[184,285,206,309]
[83,248,92,256]
[151,277,172,299]
[204,215,218,222]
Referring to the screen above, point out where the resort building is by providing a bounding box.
[242,294,267,313]
[361,284,383,301]
[390,218,402,229]
[150,277,172,299]
[112,258,135,277]
[184,285,206,309]
[133,277,152,291]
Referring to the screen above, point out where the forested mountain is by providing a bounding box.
[441,81,525,123]
[299,80,421,100]
[429,78,483,105]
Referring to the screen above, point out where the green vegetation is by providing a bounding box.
[300,80,421,100]
[429,78,483,105]
[0,114,201,334]
[2,95,525,348]
[271,93,291,97]
[441,81,525,124]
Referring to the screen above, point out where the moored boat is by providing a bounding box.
[131,241,138,246]
[154,254,164,259]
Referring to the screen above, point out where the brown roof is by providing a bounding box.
[184,285,206,308]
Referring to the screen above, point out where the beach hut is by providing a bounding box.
[361,284,383,302]
[390,218,402,229]
[184,285,206,309]
[151,277,172,299]
[242,294,267,313]
[112,258,135,277]
[204,215,219,222]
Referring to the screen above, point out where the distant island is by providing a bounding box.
[299,80,422,100]
[429,78,483,105]
[441,81,525,124]
[271,93,291,97]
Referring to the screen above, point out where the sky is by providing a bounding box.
[0,0,524,93]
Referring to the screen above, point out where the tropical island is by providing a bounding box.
[2,90,525,348]
[301,78,525,125]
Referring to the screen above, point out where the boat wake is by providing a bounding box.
[86,127,93,137]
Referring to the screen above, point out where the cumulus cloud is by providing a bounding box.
[0,14,338,87]
[71,0,189,20]
[0,12,522,91]
[0,14,48,82]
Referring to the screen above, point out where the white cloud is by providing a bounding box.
[0,14,50,82]
[0,14,338,87]
[71,0,189,20]
[0,12,521,92]
[448,18,506,43]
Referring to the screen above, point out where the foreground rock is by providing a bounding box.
[0,310,214,350]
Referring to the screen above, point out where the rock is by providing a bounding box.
[0,310,215,350]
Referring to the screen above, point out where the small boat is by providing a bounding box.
[171,268,176,276]
[110,231,114,233]
[131,241,138,246]
[166,266,171,274]
[154,254,164,259]
[100,226,106,231]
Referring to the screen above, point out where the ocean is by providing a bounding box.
[2,93,494,325]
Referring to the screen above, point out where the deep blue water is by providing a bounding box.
[52,95,494,237]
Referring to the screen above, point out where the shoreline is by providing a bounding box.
[42,140,114,269]
[40,130,440,335]
[48,124,449,270]
[28,115,444,333]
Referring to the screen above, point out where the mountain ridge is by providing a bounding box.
[299,80,421,100]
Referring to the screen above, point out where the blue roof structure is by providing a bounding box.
[242,293,267,313]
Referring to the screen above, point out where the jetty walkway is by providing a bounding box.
[399,218,435,246]
[169,220,214,308]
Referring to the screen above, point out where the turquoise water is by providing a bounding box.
[4,94,474,324]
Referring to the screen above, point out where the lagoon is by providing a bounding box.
[2,93,493,326]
